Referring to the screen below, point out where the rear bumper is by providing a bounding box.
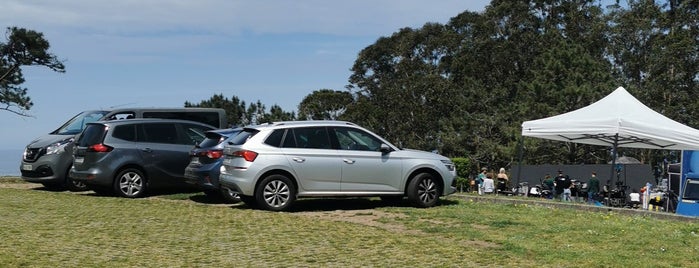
[70,167,113,187]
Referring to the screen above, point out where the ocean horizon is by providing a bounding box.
[0,149,23,176]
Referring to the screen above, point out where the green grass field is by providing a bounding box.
[1,179,697,267]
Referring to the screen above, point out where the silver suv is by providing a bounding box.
[219,121,456,211]
[70,119,215,198]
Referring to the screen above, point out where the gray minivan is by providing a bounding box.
[20,108,226,191]
[70,119,216,197]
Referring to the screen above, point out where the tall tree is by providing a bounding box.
[298,89,353,120]
[0,27,65,116]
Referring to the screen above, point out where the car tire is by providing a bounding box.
[65,167,89,192]
[407,172,440,208]
[219,187,241,204]
[113,168,147,198]
[255,174,296,211]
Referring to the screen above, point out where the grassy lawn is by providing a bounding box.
[1,179,697,267]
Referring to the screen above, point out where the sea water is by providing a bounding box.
[0,149,23,176]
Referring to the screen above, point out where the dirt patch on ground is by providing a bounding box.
[295,209,424,235]
[0,182,40,190]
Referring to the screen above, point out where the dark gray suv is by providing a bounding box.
[70,119,215,198]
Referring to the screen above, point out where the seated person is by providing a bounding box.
[629,189,641,209]
[483,174,495,194]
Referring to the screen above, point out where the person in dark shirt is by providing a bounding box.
[587,172,600,204]
[542,174,554,199]
[555,170,571,201]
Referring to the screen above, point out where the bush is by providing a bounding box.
[451,157,471,192]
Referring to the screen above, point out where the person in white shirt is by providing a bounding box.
[483,174,495,194]
[629,189,641,208]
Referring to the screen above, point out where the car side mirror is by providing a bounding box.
[380,143,392,154]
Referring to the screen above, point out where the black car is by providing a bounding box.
[184,128,242,203]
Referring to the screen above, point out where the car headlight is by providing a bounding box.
[46,138,74,155]
[441,160,455,172]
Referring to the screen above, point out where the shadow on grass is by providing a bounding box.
[225,196,461,212]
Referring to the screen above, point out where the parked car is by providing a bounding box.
[21,107,226,191]
[184,128,242,203]
[218,120,457,211]
[70,119,216,198]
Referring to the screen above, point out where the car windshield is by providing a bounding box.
[52,111,110,135]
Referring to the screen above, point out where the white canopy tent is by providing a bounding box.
[522,86,699,151]
[521,86,699,195]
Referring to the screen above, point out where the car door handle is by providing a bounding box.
[292,157,305,163]
[141,148,153,153]
[343,159,355,164]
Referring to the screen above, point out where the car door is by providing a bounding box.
[332,127,403,192]
[137,123,197,186]
[279,127,341,193]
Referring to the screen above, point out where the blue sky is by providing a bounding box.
[0,0,489,150]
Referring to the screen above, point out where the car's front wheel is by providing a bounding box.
[407,172,441,208]
[114,168,147,198]
[255,174,296,211]
[65,167,88,192]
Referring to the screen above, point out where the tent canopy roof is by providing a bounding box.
[521,87,699,150]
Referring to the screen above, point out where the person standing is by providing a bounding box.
[543,174,554,199]
[476,168,487,195]
[555,170,571,201]
[587,172,600,204]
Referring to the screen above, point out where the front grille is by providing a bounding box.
[20,165,54,177]
[23,147,45,162]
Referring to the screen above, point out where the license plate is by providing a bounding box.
[190,158,200,164]
[74,157,84,165]
[22,164,32,171]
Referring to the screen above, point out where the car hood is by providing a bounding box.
[397,148,450,161]
[26,134,74,148]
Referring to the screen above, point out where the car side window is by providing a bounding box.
[139,123,178,144]
[293,127,331,149]
[281,129,298,148]
[112,124,136,141]
[264,129,285,147]
[333,127,382,151]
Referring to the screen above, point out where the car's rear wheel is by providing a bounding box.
[220,187,241,204]
[255,174,296,211]
[407,172,441,208]
[114,168,147,198]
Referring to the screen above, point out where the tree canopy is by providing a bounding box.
[190,0,698,176]
[0,27,65,116]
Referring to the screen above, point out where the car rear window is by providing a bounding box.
[228,129,259,146]
[198,132,226,148]
[77,124,107,146]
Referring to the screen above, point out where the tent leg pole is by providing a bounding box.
[608,134,619,207]
[516,137,524,194]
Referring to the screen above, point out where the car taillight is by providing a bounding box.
[206,150,223,159]
[88,144,113,152]
[232,150,258,162]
